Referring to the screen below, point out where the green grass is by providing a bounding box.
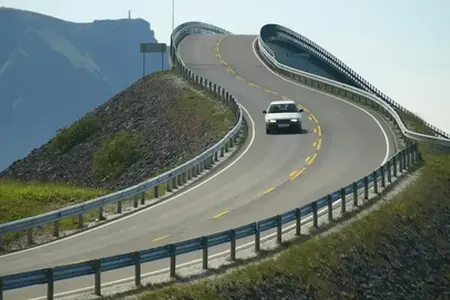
[134,116,450,299]
[49,114,102,153]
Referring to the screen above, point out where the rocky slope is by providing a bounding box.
[0,7,168,171]
[0,71,235,191]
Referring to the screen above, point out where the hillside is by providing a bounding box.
[0,70,235,192]
[0,7,168,171]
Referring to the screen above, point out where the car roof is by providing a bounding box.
[269,99,296,105]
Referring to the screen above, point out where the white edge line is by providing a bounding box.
[28,199,342,300]
[0,84,256,259]
[251,38,390,166]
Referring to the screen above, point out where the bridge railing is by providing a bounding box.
[0,22,426,300]
[257,24,450,146]
[0,22,243,249]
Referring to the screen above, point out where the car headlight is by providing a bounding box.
[290,118,299,122]
[269,119,277,123]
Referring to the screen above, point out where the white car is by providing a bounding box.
[263,100,304,134]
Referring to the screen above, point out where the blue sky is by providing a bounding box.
[1,0,449,133]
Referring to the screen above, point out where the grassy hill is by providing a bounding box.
[0,7,168,171]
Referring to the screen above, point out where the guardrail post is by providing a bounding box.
[134,251,141,287]
[98,207,104,221]
[202,236,208,269]
[94,259,101,296]
[387,161,392,183]
[182,172,187,184]
[230,229,236,261]
[224,142,229,153]
[172,177,177,189]
[27,229,33,245]
[154,185,159,198]
[370,170,377,193]
[295,208,301,236]
[214,151,219,162]
[220,146,225,157]
[327,194,333,221]
[312,201,318,228]
[0,236,3,251]
[380,166,386,188]
[140,192,145,205]
[400,151,404,172]
[0,276,3,300]
[255,222,260,252]
[352,182,358,207]
[406,146,411,167]
[117,200,122,213]
[363,176,369,199]
[403,149,408,170]
[393,156,398,177]
[47,268,54,300]
[340,188,346,214]
[53,220,60,237]
[276,215,282,244]
[166,181,172,193]
[170,244,176,278]
[133,195,138,208]
[78,214,83,229]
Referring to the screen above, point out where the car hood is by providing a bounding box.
[265,112,302,120]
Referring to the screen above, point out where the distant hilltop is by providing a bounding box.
[0,7,168,171]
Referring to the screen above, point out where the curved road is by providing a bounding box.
[1,33,396,300]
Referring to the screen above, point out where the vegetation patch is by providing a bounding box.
[134,119,449,299]
[92,131,143,180]
[49,115,102,153]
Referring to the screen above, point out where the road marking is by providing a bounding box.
[316,139,322,151]
[217,53,222,59]
[236,75,245,81]
[317,125,322,136]
[313,141,317,147]
[290,167,306,180]
[305,156,311,163]
[310,114,318,124]
[264,88,273,93]
[263,187,275,194]
[289,170,297,178]
[220,60,226,65]
[308,153,318,165]
[308,116,313,122]
[0,50,258,259]
[227,67,235,74]
[68,259,88,265]
[248,82,260,88]
[314,128,317,133]
[212,210,229,219]
[152,234,170,242]
[252,37,390,166]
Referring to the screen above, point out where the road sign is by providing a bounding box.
[140,43,167,53]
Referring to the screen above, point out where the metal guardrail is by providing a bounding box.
[0,143,421,300]
[0,21,429,300]
[0,22,243,246]
[257,24,450,146]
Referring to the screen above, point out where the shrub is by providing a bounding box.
[92,131,143,180]
[49,115,101,153]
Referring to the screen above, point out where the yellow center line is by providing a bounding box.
[314,128,317,133]
[264,88,273,93]
[291,167,306,180]
[212,210,230,219]
[317,125,322,137]
[227,67,235,74]
[264,187,275,194]
[152,234,171,242]
[306,156,311,163]
[316,139,322,151]
[248,82,261,88]
[310,114,318,124]
[236,75,245,81]
[313,141,317,147]
[289,170,297,178]
[308,116,313,122]
[217,53,222,59]
[308,152,318,165]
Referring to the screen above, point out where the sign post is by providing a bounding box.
[140,43,167,78]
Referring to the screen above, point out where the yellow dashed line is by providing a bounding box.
[264,187,275,194]
[305,156,311,163]
[212,210,230,219]
[313,141,317,147]
[290,167,306,180]
[314,128,317,133]
[316,139,322,151]
[220,60,226,65]
[152,234,171,242]
[308,153,318,165]
[217,53,222,59]
[236,75,245,81]
[271,91,279,95]
[264,88,273,93]
[317,125,322,137]
[248,82,260,88]
[308,116,313,122]
[289,170,297,178]
[310,114,319,124]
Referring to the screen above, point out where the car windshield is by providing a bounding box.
[268,103,298,113]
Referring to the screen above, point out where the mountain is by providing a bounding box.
[0,7,168,171]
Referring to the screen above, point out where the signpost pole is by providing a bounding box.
[140,43,167,77]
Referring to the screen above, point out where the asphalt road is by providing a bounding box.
[0,34,397,300]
